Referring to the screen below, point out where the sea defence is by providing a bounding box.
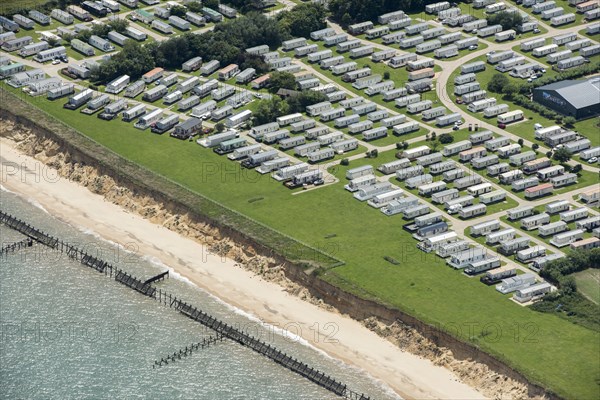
[0,210,370,400]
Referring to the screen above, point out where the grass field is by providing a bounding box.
[0,0,48,14]
[2,80,600,400]
[573,269,600,305]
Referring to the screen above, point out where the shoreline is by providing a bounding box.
[0,136,489,399]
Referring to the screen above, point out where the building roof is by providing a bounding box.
[536,78,600,109]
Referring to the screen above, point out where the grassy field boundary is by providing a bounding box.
[0,88,345,270]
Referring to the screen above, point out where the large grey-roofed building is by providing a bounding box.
[532,78,600,120]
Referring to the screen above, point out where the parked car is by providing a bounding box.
[468,45,478,50]
[589,157,598,163]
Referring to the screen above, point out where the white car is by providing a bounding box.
[51,59,60,65]
[468,45,478,50]
[589,157,598,163]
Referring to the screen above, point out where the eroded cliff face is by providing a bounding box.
[0,116,545,400]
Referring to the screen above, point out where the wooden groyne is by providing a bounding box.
[0,237,33,256]
[153,333,225,368]
[0,211,370,400]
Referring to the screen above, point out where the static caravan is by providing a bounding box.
[293,142,320,157]
[417,152,443,166]
[557,55,587,70]
[344,68,372,83]
[496,273,536,294]
[308,50,333,64]
[496,56,526,72]
[318,131,344,146]
[152,20,173,34]
[507,206,534,222]
[186,12,206,27]
[416,39,442,54]
[256,158,290,174]
[455,81,481,96]
[499,169,524,185]
[331,138,359,153]
[560,207,588,223]
[533,1,556,13]
[516,246,547,262]
[455,37,479,50]
[567,38,592,51]
[394,121,420,135]
[471,155,499,169]
[576,215,600,231]
[389,17,412,30]
[310,27,335,40]
[399,36,425,49]
[151,114,179,134]
[407,100,432,114]
[348,21,374,35]
[432,188,459,204]
[445,195,475,212]
[337,39,362,53]
[191,100,217,118]
[352,102,377,115]
[434,45,458,58]
[143,85,168,102]
[512,177,539,191]
[497,143,522,158]
[546,199,570,214]
[352,74,381,90]
[487,164,510,179]
[551,13,576,25]
[125,27,146,41]
[408,68,435,82]
[539,221,568,237]
[533,44,558,58]
[419,232,459,253]
[485,137,510,152]
[135,108,163,130]
[467,182,493,196]
[550,172,577,188]
[414,212,443,228]
[324,33,347,47]
[469,98,497,113]
[547,50,573,64]
[483,104,509,118]
[200,131,240,149]
[320,56,345,70]
[307,148,335,164]
[295,44,318,57]
[273,163,310,181]
[513,282,552,303]
[523,158,552,174]
[262,129,290,145]
[346,165,374,181]
[33,46,67,63]
[290,119,316,133]
[282,37,307,51]
[495,29,516,42]
[521,213,551,230]
[345,174,377,193]
[537,165,565,181]
[305,126,329,140]
[463,19,488,32]
[422,106,446,120]
[521,38,546,52]
[121,103,146,122]
[348,120,373,134]
[396,165,425,181]
[47,84,75,100]
[551,229,585,247]
[435,113,461,127]
[407,58,435,71]
[563,138,591,154]
[419,181,447,197]
[331,62,358,76]
[581,146,600,161]
[382,32,406,45]
[402,146,431,161]
[395,94,421,108]
[13,14,35,29]
[404,204,431,219]
[286,170,324,187]
[541,7,565,20]
[454,174,483,190]
[378,159,411,175]
[210,104,233,121]
[518,21,539,33]
[437,241,470,258]
[447,247,488,269]
[499,237,531,255]
[225,110,252,128]
[429,160,456,175]
[545,131,577,147]
[277,136,305,151]
[439,32,461,44]
[382,88,408,101]
[486,228,516,245]
[461,90,487,104]
[477,25,503,38]
[365,81,395,96]
[442,140,472,157]
[106,75,130,94]
[535,125,562,140]
[455,73,477,86]
[326,90,346,103]
[509,151,536,166]
[51,9,74,24]
[334,115,360,128]
[471,220,501,236]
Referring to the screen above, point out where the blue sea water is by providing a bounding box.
[0,188,399,400]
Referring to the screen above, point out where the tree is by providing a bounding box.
[267,71,296,93]
[108,18,129,34]
[553,147,571,163]
[487,73,510,94]
[203,0,219,9]
[93,41,155,83]
[340,158,349,166]
[287,90,328,113]
[563,116,576,127]
[170,5,187,17]
[383,71,390,80]
[487,11,523,31]
[277,3,327,39]
[46,37,60,47]
[532,143,540,151]
[438,133,454,144]
[187,1,203,12]
[215,122,225,132]
[502,83,519,98]
[253,97,290,125]
[546,151,553,158]
[572,164,582,174]
[517,138,524,146]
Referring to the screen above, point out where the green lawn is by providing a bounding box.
[2,72,600,400]
[573,269,600,305]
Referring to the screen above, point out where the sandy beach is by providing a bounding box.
[0,137,488,400]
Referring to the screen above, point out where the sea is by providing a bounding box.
[0,187,400,400]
